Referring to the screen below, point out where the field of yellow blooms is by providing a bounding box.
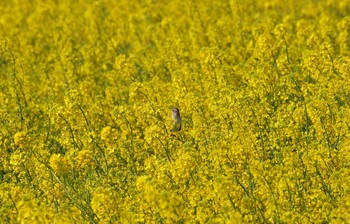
[1,0,350,223]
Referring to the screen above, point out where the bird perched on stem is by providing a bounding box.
[171,107,182,132]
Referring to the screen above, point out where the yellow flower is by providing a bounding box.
[49,154,71,175]
[100,126,111,141]
[13,131,27,147]
[75,149,94,171]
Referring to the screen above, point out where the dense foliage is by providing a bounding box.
[1,0,350,223]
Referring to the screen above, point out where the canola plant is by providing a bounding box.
[1,0,350,223]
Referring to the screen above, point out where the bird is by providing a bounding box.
[171,107,182,132]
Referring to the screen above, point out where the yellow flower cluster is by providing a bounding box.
[1,0,350,223]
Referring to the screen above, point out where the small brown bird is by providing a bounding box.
[171,107,182,132]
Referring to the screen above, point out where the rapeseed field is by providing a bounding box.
[1,0,350,223]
